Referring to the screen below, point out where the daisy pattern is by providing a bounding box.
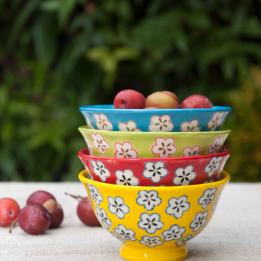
[190,211,208,232]
[183,146,200,157]
[166,196,190,218]
[143,162,168,183]
[152,138,176,157]
[162,224,186,241]
[173,166,196,185]
[88,184,103,205]
[94,113,113,130]
[208,136,225,154]
[115,170,139,186]
[149,115,174,132]
[108,196,130,219]
[115,142,138,158]
[90,160,110,182]
[95,207,112,229]
[92,133,109,154]
[181,120,200,132]
[205,157,222,177]
[138,213,163,234]
[136,191,162,211]
[140,236,162,247]
[208,112,226,130]
[118,121,140,132]
[198,188,217,209]
[114,225,136,241]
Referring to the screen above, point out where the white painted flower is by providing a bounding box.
[173,166,196,185]
[116,169,139,186]
[92,133,109,154]
[115,142,138,158]
[205,157,222,177]
[190,211,208,232]
[181,120,200,132]
[208,136,225,154]
[95,206,111,229]
[114,225,136,241]
[85,116,93,128]
[140,236,162,247]
[108,196,129,219]
[183,146,200,157]
[94,113,113,130]
[208,112,226,130]
[166,196,190,218]
[88,184,103,205]
[162,225,185,241]
[137,191,162,211]
[152,138,176,157]
[90,160,110,181]
[143,162,168,183]
[118,121,140,131]
[149,115,174,132]
[199,188,217,209]
[138,213,163,234]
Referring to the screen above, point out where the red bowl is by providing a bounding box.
[77,149,230,186]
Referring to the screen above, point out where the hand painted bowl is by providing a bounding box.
[79,169,229,261]
[78,127,230,158]
[78,148,230,186]
[79,105,231,132]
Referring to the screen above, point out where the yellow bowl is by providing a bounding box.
[79,170,229,261]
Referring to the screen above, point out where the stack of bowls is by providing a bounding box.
[78,105,231,261]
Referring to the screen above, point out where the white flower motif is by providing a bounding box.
[190,211,208,232]
[143,162,168,183]
[199,188,217,209]
[205,157,222,177]
[138,213,163,234]
[181,120,200,132]
[152,138,176,157]
[115,142,138,158]
[116,170,139,186]
[86,116,93,128]
[183,146,200,157]
[208,136,225,154]
[108,196,129,219]
[162,225,185,241]
[114,225,136,241]
[90,160,110,182]
[118,121,140,131]
[208,112,226,130]
[94,113,113,130]
[88,184,103,205]
[92,134,109,154]
[137,191,162,211]
[140,236,162,247]
[166,196,190,218]
[95,207,112,229]
[173,166,196,185]
[149,115,174,132]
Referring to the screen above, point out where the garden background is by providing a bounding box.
[0,0,260,181]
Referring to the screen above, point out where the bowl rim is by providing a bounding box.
[77,148,230,162]
[79,169,230,190]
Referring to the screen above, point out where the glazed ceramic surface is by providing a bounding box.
[78,148,230,186]
[78,127,230,158]
[79,105,231,132]
[79,170,229,261]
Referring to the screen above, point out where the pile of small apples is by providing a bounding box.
[0,192,100,235]
[114,89,213,109]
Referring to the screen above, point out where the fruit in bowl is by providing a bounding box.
[145,91,179,109]
[79,169,230,261]
[77,148,230,186]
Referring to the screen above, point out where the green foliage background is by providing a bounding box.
[0,0,261,181]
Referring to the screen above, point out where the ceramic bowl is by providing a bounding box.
[78,148,230,186]
[78,127,230,158]
[79,105,231,132]
[79,169,229,261]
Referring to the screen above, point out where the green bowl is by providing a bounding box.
[78,126,230,158]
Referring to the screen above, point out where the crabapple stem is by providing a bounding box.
[64,192,85,202]
[9,219,18,234]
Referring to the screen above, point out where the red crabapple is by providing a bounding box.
[0,198,20,227]
[145,91,179,109]
[181,94,213,108]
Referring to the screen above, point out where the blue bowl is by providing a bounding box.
[79,105,231,132]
